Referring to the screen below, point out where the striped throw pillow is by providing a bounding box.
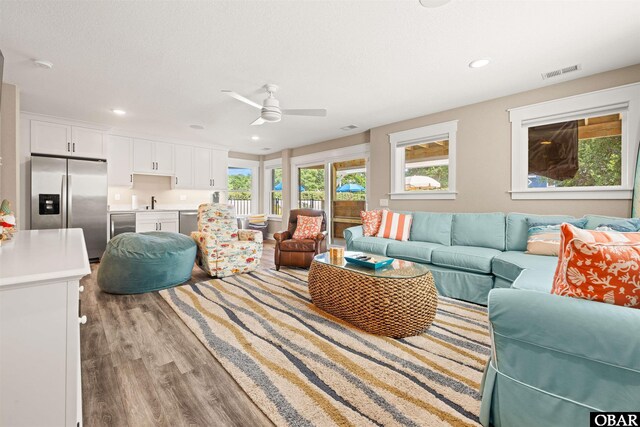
[376,210,413,241]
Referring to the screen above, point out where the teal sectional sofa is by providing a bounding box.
[346,211,640,425]
[344,211,577,304]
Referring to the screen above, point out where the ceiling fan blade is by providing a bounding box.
[221,90,262,109]
[281,109,327,117]
[250,117,266,126]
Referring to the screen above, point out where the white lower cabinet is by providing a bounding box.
[0,230,89,427]
[135,211,179,233]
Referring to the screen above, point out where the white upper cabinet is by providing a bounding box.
[106,135,133,186]
[132,139,154,173]
[31,120,105,159]
[210,149,228,190]
[193,147,212,189]
[154,141,174,175]
[173,145,194,189]
[192,148,227,190]
[133,139,174,175]
[71,126,105,158]
[31,121,72,157]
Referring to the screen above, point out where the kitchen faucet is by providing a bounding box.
[151,196,157,210]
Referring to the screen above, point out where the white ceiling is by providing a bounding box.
[1,1,639,154]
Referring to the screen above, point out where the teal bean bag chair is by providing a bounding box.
[98,232,196,294]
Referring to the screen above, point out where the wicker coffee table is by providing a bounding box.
[308,251,437,338]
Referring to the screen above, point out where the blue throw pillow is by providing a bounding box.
[596,218,640,232]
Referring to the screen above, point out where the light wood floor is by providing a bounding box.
[80,241,277,427]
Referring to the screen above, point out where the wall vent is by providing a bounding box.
[341,124,359,131]
[541,64,581,80]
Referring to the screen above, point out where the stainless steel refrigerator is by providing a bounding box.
[31,155,108,260]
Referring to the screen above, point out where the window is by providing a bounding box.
[269,167,282,216]
[510,83,640,199]
[389,120,457,199]
[527,114,621,189]
[227,166,253,215]
[298,165,325,210]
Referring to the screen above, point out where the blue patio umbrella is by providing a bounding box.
[336,183,365,193]
[274,183,305,191]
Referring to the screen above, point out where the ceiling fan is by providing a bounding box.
[222,84,327,126]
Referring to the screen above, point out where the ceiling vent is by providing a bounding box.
[541,64,581,80]
[341,124,359,131]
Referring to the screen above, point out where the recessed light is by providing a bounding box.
[341,125,359,131]
[251,135,260,141]
[33,59,53,69]
[419,0,451,7]
[190,124,204,130]
[469,58,491,69]
[111,109,126,116]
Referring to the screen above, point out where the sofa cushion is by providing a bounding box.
[511,268,555,293]
[386,241,443,263]
[348,236,390,255]
[492,251,560,282]
[279,239,316,252]
[452,213,506,250]
[409,212,453,245]
[506,213,576,251]
[431,245,502,274]
[584,214,640,231]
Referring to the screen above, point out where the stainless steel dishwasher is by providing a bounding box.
[109,212,136,239]
[179,210,198,235]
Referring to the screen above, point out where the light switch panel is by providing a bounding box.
[379,198,389,207]
[114,193,121,201]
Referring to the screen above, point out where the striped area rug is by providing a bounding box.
[159,268,490,427]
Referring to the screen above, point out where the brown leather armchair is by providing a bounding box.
[274,209,328,270]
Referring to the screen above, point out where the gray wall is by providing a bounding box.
[365,63,640,217]
[0,83,20,222]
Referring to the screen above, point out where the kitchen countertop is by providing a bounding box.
[0,229,91,287]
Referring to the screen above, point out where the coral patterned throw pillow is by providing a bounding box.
[376,210,413,241]
[360,210,383,236]
[552,223,640,309]
[292,215,323,240]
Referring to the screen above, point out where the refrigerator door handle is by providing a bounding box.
[68,175,73,227]
[110,220,115,238]
[61,174,68,228]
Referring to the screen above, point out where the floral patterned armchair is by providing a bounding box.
[191,203,263,277]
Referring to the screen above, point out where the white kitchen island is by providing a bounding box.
[0,229,91,427]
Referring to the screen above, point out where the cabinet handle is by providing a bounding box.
[176,176,178,185]
[130,174,133,183]
[79,315,88,325]
[212,178,214,187]
[159,222,162,231]
[73,142,76,152]
[67,142,71,152]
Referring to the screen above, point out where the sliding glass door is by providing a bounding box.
[331,159,367,240]
[298,165,325,211]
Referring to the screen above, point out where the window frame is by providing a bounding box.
[263,158,283,219]
[227,158,259,216]
[388,120,458,200]
[509,83,640,200]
